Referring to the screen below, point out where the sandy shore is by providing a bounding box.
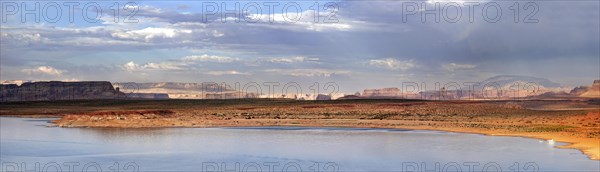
[1,99,598,160]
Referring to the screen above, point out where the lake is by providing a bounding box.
[1,117,598,171]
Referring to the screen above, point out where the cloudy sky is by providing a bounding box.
[1,0,599,92]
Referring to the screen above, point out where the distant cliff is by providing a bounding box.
[112,82,257,99]
[0,81,122,102]
[112,82,236,93]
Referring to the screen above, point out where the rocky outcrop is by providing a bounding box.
[576,80,600,98]
[0,81,122,102]
[570,86,589,95]
[533,80,600,99]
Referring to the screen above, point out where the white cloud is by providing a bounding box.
[268,56,319,64]
[121,54,242,73]
[137,5,163,14]
[206,70,250,76]
[142,62,186,70]
[265,69,350,77]
[212,30,224,37]
[369,58,416,70]
[111,27,192,42]
[442,63,476,71]
[1,33,45,45]
[21,66,64,75]
[182,54,239,63]
[122,61,140,72]
[121,61,185,72]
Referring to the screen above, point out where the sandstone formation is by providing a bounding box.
[570,86,589,95]
[112,82,258,99]
[572,80,600,98]
[356,75,570,100]
[0,81,122,102]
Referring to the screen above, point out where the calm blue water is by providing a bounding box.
[1,117,598,171]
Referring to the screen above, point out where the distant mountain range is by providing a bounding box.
[1,75,597,102]
[112,82,343,100]
[112,82,255,99]
[112,82,235,94]
[536,80,600,99]
[348,75,598,100]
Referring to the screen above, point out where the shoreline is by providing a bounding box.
[2,99,598,160]
[4,115,598,160]
[48,118,600,161]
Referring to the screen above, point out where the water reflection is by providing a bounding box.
[1,117,598,171]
